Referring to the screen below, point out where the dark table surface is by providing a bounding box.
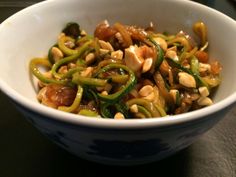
[0,0,236,177]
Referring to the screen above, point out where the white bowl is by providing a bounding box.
[0,0,236,165]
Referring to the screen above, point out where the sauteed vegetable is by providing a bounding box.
[30,21,222,119]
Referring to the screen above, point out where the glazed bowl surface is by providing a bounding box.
[0,0,236,165]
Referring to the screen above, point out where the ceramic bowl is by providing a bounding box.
[0,0,236,165]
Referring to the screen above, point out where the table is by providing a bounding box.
[0,0,236,176]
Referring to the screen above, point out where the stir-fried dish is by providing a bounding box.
[30,20,222,119]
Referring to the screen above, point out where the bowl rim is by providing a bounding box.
[0,0,236,129]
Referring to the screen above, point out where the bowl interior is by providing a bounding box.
[0,0,236,120]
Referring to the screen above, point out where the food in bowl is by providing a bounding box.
[30,20,222,119]
[0,0,235,166]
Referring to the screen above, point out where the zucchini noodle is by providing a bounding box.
[30,21,222,119]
